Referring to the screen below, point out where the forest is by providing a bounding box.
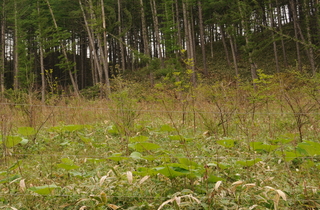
[1,0,320,209]
[0,0,319,99]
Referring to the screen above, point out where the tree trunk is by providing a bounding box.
[220,24,232,68]
[118,0,126,71]
[0,0,5,94]
[237,0,257,81]
[79,32,87,89]
[269,1,280,73]
[182,0,196,85]
[289,0,302,71]
[302,0,316,75]
[210,26,214,58]
[174,0,182,48]
[79,0,103,84]
[46,0,79,96]
[37,1,46,103]
[140,0,150,57]
[198,0,207,75]
[13,0,19,90]
[100,0,111,95]
[290,0,314,73]
[229,32,239,77]
[276,0,288,68]
[316,0,320,43]
[150,0,164,67]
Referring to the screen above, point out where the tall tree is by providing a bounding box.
[182,0,196,85]
[45,0,80,96]
[117,0,126,71]
[140,0,150,58]
[269,0,280,73]
[289,0,302,71]
[276,0,288,68]
[150,0,164,67]
[238,0,258,81]
[0,0,6,94]
[302,0,316,75]
[198,0,207,75]
[37,0,46,102]
[13,0,19,90]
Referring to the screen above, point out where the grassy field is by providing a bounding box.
[1,71,320,209]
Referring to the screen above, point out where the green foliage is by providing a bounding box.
[28,185,60,195]
[2,72,320,209]
[56,158,79,170]
[2,136,23,148]
[17,126,36,136]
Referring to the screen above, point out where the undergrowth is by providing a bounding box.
[0,70,320,209]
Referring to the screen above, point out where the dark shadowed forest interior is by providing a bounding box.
[0,0,319,99]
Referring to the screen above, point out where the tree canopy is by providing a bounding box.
[0,0,319,99]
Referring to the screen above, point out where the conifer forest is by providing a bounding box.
[0,0,319,98]
[1,1,320,209]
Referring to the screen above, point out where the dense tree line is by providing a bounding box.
[0,0,319,100]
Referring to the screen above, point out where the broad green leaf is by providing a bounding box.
[61,158,74,164]
[107,153,128,162]
[250,141,263,149]
[48,125,63,132]
[129,136,148,143]
[159,124,175,132]
[297,141,320,156]
[276,151,300,162]
[86,158,105,163]
[172,167,192,175]
[236,158,262,167]
[28,184,59,195]
[216,139,236,148]
[107,125,119,135]
[169,135,182,141]
[8,160,22,171]
[20,138,29,145]
[130,151,143,160]
[69,171,84,178]
[143,155,157,161]
[0,175,20,184]
[4,136,23,148]
[153,166,186,178]
[62,124,85,132]
[178,158,200,168]
[56,163,79,170]
[17,127,36,136]
[79,136,93,144]
[134,167,158,176]
[250,142,278,152]
[0,171,7,176]
[56,158,79,170]
[271,138,294,144]
[207,175,224,183]
[129,142,160,152]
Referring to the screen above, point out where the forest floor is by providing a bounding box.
[1,70,320,209]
